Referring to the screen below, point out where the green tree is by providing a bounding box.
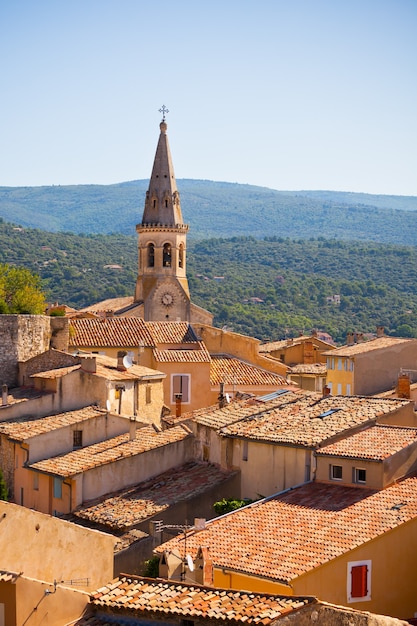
[0,469,8,501]
[0,264,46,314]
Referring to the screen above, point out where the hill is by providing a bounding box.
[1,220,416,344]
[1,180,417,245]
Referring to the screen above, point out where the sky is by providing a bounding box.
[1,0,417,196]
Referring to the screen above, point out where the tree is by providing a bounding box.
[0,469,8,501]
[0,264,46,314]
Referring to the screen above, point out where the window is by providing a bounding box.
[163,243,172,267]
[337,383,342,395]
[347,560,371,602]
[330,465,343,480]
[73,430,83,449]
[350,360,354,372]
[147,243,155,268]
[33,472,39,491]
[242,440,248,462]
[353,467,367,484]
[346,383,351,396]
[327,382,333,394]
[337,358,342,370]
[53,477,63,499]
[179,244,184,268]
[172,374,190,404]
[146,385,152,404]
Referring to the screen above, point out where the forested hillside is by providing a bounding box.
[1,220,416,344]
[1,180,417,244]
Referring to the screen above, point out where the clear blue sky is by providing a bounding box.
[1,0,416,195]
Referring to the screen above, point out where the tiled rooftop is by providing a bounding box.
[0,406,107,441]
[29,424,191,477]
[69,317,154,347]
[146,321,198,344]
[190,390,301,430]
[153,343,211,363]
[157,474,417,583]
[86,575,314,623]
[73,461,238,531]
[210,355,288,386]
[191,392,410,447]
[260,335,334,353]
[288,363,327,374]
[322,336,413,357]
[316,424,417,460]
[0,571,20,583]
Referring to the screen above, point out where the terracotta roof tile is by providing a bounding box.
[80,296,135,312]
[153,342,211,363]
[191,392,409,447]
[157,475,417,583]
[322,336,414,357]
[0,571,20,583]
[87,575,314,622]
[69,317,154,348]
[0,406,107,441]
[29,425,191,478]
[316,424,417,460]
[73,462,238,531]
[210,355,288,386]
[288,363,327,374]
[145,321,198,344]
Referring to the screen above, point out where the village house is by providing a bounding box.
[0,500,115,625]
[190,390,415,499]
[71,574,409,626]
[156,469,417,620]
[323,330,417,396]
[1,350,166,423]
[68,317,291,413]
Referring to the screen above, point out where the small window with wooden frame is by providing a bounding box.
[347,560,371,602]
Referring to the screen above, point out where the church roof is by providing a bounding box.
[141,116,186,228]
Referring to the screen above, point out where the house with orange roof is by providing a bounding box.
[7,417,193,516]
[71,574,408,626]
[191,391,415,499]
[156,470,417,620]
[260,331,335,366]
[323,332,417,396]
[315,423,417,489]
[68,318,291,414]
[0,405,130,504]
[11,350,167,424]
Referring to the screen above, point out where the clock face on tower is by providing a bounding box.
[161,292,174,307]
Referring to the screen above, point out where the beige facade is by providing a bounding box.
[0,500,114,625]
[324,336,417,396]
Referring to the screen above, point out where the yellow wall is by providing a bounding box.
[292,518,417,619]
[325,356,354,395]
[209,518,417,620]
[0,500,115,591]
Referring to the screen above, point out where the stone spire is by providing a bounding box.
[141,112,186,228]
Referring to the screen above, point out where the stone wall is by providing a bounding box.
[0,315,69,388]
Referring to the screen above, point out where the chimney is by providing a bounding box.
[129,418,137,441]
[303,340,314,364]
[397,373,411,399]
[2,384,8,406]
[346,332,355,346]
[218,382,227,408]
[117,351,127,371]
[356,332,364,343]
[81,357,96,373]
[376,326,385,338]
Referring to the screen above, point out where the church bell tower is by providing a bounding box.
[135,107,191,321]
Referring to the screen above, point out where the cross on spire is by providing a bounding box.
[159,105,169,121]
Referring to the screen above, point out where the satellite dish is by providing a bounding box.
[225,393,230,403]
[186,554,194,572]
[106,399,111,411]
[123,354,133,369]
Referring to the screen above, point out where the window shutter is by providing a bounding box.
[351,564,368,597]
